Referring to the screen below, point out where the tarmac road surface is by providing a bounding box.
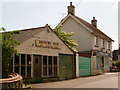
[32,72,118,88]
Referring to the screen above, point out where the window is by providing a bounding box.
[43,56,47,76]
[15,66,19,74]
[15,54,19,65]
[42,56,58,77]
[21,54,25,65]
[107,41,111,49]
[36,58,38,63]
[53,56,58,76]
[101,39,104,48]
[27,55,31,65]
[94,36,98,46]
[14,54,32,78]
[21,66,25,77]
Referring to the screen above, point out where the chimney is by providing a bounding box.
[91,17,97,28]
[67,2,75,16]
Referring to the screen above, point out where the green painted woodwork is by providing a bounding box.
[59,54,74,79]
[79,56,91,76]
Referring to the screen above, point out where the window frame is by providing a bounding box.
[42,55,58,77]
[107,41,111,50]
[101,38,105,48]
[14,54,32,78]
[94,36,98,46]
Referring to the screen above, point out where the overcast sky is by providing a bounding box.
[0,0,119,51]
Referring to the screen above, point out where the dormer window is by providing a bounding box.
[94,36,98,46]
[101,39,105,48]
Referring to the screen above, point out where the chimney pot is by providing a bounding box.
[67,2,75,16]
[70,2,72,6]
[91,17,97,28]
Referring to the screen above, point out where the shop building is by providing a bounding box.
[12,24,75,79]
[56,2,114,76]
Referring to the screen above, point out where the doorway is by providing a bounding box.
[101,57,104,70]
[33,55,42,78]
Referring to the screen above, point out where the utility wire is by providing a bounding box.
[76,0,83,8]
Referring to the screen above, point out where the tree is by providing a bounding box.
[53,26,78,53]
[1,27,20,77]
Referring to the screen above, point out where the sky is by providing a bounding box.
[0,0,119,51]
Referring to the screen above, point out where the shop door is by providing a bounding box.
[33,55,41,78]
[101,57,104,71]
[79,56,91,76]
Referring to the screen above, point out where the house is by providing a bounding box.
[12,24,75,80]
[113,50,119,61]
[113,44,120,61]
[56,2,114,76]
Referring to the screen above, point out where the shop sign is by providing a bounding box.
[35,40,61,49]
[96,51,111,57]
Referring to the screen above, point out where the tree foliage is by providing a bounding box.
[1,27,20,77]
[112,61,120,68]
[53,26,78,53]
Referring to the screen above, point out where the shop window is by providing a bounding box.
[21,54,25,65]
[15,66,19,74]
[15,54,19,65]
[27,66,31,77]
[54,56,57,65]
[54,67,58,76]
[48,56,52,65]
[42,56,58,77]
[27,55,31,65]
[96,56,101,70]
[21,66,25,77]
[49,67,52,76]
[14,54,32,78]
[43,67,47,76]
[43,56,47,65]
[36,58,39,64]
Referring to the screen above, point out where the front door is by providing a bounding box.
[33,55,41,78]
[101,57,104,71]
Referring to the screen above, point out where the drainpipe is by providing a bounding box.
[73,53,76,78]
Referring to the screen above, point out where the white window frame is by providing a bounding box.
[94,36,98,46]
[107,41,111,50]
[108,42,111,49]
[101,39,104,48]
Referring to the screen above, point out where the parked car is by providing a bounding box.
[112,66,119,72]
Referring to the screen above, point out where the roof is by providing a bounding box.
[11,25,75,53]
[57,14,114,42]
[12,26,46,43]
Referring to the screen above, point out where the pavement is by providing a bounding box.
[32,72,118,88]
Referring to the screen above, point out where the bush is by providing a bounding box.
[23,78,44,84]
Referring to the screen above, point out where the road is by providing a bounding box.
[32,72,118,88]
